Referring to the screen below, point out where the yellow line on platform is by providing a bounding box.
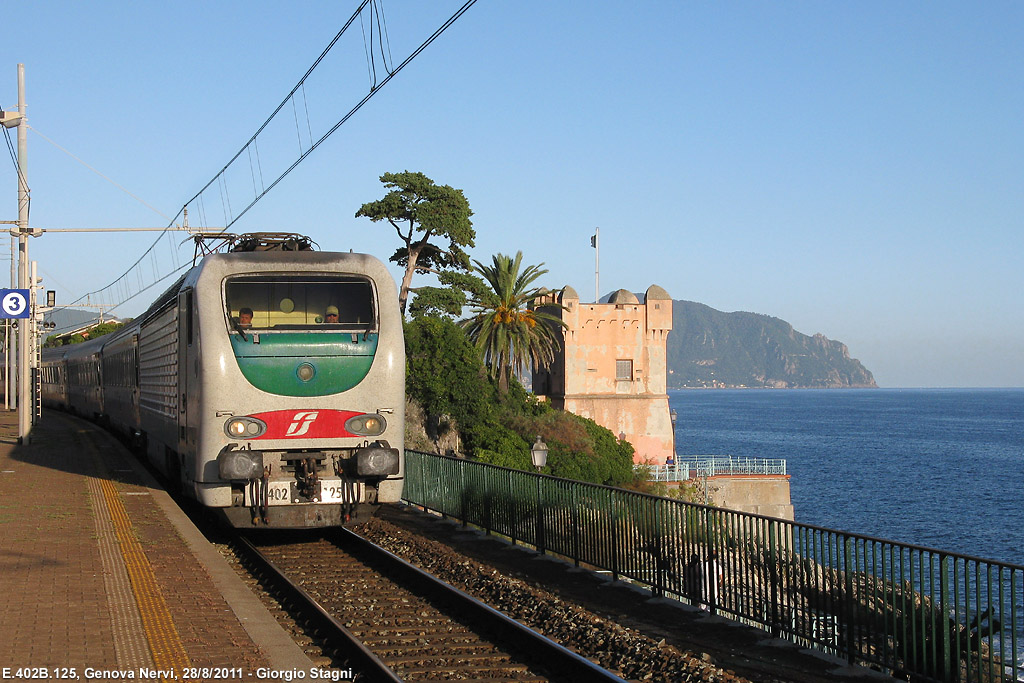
[99,477,193,682]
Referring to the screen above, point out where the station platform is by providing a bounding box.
[0,409,311,679]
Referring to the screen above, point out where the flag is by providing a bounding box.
[590,234,597,248]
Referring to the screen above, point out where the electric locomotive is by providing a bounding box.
[42,235,405,528]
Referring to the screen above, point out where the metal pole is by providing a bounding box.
[8,196,15,411]
[30,260,38,424]
[7,265,12,409]
[593,227,600,303]
[16,63,30,443]
[3,320,8,410]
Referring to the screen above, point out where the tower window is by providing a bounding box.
[616,359,633,381]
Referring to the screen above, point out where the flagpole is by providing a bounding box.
[593,227,600,303]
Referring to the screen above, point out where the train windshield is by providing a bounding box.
[225,276,376,332]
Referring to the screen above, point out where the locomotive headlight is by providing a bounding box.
[344,413,386,436]
[296,363,316,382]
[224,416,266,439]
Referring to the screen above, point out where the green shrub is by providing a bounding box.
[405,316,495,435]
[464,421,530,467]
[502,409,635,486]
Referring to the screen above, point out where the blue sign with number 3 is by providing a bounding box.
[0,289,30,319]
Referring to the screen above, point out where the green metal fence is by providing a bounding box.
[403,450,1023,683]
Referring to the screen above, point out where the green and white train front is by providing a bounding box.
[187,253,404,528]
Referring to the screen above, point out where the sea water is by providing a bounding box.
[668,387,1024,676]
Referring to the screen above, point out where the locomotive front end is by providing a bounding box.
[194,253,404,528]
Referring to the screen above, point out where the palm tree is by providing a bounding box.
[462,251,566,393]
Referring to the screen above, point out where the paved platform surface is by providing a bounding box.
[0,409,311,681]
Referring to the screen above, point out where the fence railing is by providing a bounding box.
[403,450,1023,683]
[649,456,788,482]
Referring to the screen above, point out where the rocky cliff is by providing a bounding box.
[667,301,877,388]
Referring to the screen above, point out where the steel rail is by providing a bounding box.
[330,528,628,683]
[234,535,403,683]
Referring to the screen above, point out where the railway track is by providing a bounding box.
[234,529,627,682]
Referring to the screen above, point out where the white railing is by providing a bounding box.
[648,456,787,482]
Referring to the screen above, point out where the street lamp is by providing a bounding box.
[530,435,548,472]
[670,408,678,455]
[530,435,548,554]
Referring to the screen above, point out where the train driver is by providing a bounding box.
[238,307,253,328]
[324,305,339,323]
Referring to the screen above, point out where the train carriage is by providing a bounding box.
[64,342,103,419]
[100,327,140,437]
[42,237,405,528]
[40,351,67,408]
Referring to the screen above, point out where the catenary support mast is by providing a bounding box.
[1,64,32,441]
[16,64,30,443]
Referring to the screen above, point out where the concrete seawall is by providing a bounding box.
[665,474,794,520]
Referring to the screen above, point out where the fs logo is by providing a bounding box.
[285,411,320,437]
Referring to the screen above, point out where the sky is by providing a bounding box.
[2,1,1022,388]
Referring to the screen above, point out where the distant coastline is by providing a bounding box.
[667,300,877,389]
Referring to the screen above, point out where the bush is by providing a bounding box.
[580,416,635,484]
[462,421,530,466]
[405,317,495,437]
[502,409,635,487]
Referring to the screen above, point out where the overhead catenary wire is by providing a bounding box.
[48,263,189,332]
[61,0,479,316]
[24,121,181,319]
[56,241,189,316]
[34,0,364,319]
[3,127,21,183]
[377,0,395,74]
[28,124,169,221]
[362,0,395,88]
[196,0,481,231]
[301,84,313,149]
[3,126,30,223]
[174,0,373,222]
